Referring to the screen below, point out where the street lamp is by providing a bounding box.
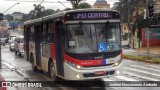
[3,3,20,14]
[0,2,20,69]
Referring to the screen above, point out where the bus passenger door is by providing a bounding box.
[25,26,30,61]
[35,25,41,66]
[55,21,64,77]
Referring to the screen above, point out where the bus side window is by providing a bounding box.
[46,20,54,43]
[41,23,47,43]
[30,25,34,42]
[30,32,34,41]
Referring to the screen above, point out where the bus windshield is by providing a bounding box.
[65,23,121,54]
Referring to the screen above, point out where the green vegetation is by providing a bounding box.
[28,1,91,19]
[115,0,155,36]
[123,54,160,63]
[28,4,57,19]
[69,0,91,9]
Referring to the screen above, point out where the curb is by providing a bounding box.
[0,75,7,90]
[123,57,160,64]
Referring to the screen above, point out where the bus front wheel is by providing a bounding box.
[49,62,56,81]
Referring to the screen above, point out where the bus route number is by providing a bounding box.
[77,13,109,19]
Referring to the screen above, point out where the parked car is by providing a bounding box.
[122,40,131,49]
[9,36,16,51]
[0,38,7,46]
[14,36,24,56]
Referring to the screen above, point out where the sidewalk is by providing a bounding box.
[0,63,25,90]
[123,47,160,58]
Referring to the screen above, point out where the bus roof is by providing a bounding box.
[24,9,119,25]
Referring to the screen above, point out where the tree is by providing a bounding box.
[115,0,155,34]
[115,0,154,23]
[69,0,82,9]
[78,3,91,9]
[29,4,45,19]
[4,14,13,21]
[43,9,56,16]
[115,0,155,44]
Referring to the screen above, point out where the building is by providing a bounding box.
[92,0,110,9]
[121,23,129,41]
[155,0,160,14]
[12,12,24,20]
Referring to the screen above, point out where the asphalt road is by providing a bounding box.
[1,45,160,90]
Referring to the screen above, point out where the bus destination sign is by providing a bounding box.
[77,13,108,19]
[65,11,119,21]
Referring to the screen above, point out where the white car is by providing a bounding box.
[14,36,24,56]
[9,36,16,51]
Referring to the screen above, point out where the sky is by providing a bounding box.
[0,0,120,14]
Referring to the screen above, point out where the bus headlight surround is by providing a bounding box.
[114,59,122,66]
[76,65,81,69]
[66,61,82,70]
[114,61,119,66]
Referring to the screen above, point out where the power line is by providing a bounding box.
[4,0,97,3]
[4,0,71,3]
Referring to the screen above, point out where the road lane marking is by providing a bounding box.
[123,71,160,81]
[115,76,138,81]
[124,67,160,77]
[130,65,160,73]
[146,65,160,69]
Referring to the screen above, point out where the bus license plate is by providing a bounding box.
[94,71,105,76]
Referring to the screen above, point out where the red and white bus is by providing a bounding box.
[24,9,122,80]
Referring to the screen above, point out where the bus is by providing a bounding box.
[24,9,122,80]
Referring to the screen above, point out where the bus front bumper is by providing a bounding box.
[63,62,122,80]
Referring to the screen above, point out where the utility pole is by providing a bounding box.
[0,13,3,69]
[127,0,131,48]
[146,0,150,58]
[0,13,4,69]
[0,29,1,69]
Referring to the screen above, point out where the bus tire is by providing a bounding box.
[30,54,37,72]
[49,61,56,81]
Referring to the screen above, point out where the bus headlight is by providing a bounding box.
[76,65,81,69]
[66,61,82,70]
[114,59,122,66]
[114,61,119,66]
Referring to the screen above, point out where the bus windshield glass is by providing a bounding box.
[65,23,121,54]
